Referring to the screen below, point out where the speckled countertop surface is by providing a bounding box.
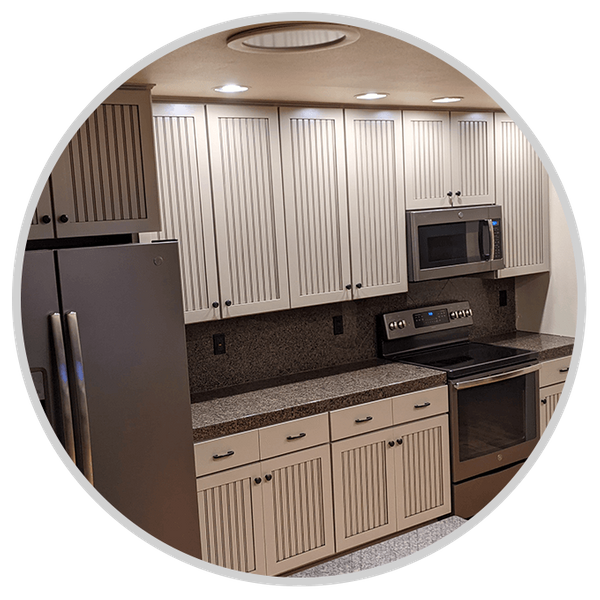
[190,331,574,443]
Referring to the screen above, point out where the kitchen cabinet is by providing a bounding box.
[31,87,161,240]
[194,414,335,576]
[345,109,408,298]
[494,112,549,277]
[205,104,290,318]
[139,103,220,323]
[403,111,495,209]
[330,387,451,553]
[279,107,352,307]
[539,356,571,435]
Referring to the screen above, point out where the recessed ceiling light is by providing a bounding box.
[214,84,249,93]
[355,92,389,100]
[432,97,463,103]
[227,23,360,53]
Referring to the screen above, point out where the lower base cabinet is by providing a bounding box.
[331,414,451,553]
[538,356,571,436]
[196,444,335,576]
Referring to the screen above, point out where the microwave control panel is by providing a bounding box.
[492,219,503,259]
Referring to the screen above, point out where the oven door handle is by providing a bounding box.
[451,363,539,390]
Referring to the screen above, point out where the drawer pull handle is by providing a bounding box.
[287,432,307,441]
[414,402,431,409]
[559,368,569,373]
[213,450,235,460]
[355,416,373,423]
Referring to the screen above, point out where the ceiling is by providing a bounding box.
[126,21,501,111]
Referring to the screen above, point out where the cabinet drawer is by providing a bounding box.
[392,386,448,425]
[259,413,329,460]
[330,398,393,441]
[194,429,260,477]
[539,356,571,388]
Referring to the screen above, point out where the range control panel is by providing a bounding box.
[382,301,473,340]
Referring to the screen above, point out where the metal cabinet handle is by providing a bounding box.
[49,313,76,464]
[355,416,373,423]
[559,368,569,373]
[414,402,431,409]
[213,450,234,459]
[286,432,307,441]
[65,311,94,485]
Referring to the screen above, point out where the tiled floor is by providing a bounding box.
[288,516,466,578]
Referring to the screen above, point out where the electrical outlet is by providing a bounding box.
[499,290,508,307]
[333,315,344,335]
[213,333,226,355]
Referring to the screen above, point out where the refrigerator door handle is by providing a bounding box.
[49,313,77,464]
[65,311,94,485]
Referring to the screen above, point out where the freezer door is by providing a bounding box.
[56,242,201,559]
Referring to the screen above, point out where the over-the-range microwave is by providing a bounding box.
[407,205,505,282]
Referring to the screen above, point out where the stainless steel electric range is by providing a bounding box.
[378,301,540,518]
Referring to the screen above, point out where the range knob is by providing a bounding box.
[399,320,406,329]
[450,311,457,319]
[389,321,396,331]
[458,310,465,318]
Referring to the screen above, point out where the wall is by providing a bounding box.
[186,275,515,395]
[515,182,578,336]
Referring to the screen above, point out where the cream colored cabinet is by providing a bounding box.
[345,109,408,298]
[28,179,54,240]
[194,415,334,576]
[206,104,290,318]
[279,107,352,307]
[139,103,220,323]
[330,387,451,553]
[539,356,571,435]
[494,113,549,278]
[403,111,495,209]
[37,87,161,239]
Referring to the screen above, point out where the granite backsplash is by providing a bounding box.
[186,275,515,396]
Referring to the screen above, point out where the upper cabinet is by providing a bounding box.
[403,111,495,209]
[205,104,290,318]
[31,87,161,240]
[279,107,352,308]
[494,113,549,277]
[345,109,408,298]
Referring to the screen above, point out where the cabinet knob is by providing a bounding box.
[225,300,232,307]
[396,439,403,445]
[254,477,262,485]
[388,440,395,447]
[447,191,453,197]
[356,283,363,289]
[455,191,462,197]
[59,214,69,223]
[541,399,547,405]
[212,302,219,308]
[40,214,51,224]
[346,284,352,290]
[264,474,272,482]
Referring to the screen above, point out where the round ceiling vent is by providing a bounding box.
[227,23,360,53]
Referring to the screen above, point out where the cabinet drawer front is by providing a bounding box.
[392,386,448,425]
[330,398,393,441]
[259,413,329,460]
[539,356,571,388]
[194,430,260,477]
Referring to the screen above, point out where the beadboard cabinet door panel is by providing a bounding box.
[280,107,352,307]
[140,103,220,323]
[540,382,564,437]
[494,113,549,278]
[345,109,408,298]
[50,88,161,238]
[28,179,55,240]
[206,105,290,317]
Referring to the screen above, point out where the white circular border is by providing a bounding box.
[10,10,589,588]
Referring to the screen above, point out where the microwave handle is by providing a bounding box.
[479,219,494,261]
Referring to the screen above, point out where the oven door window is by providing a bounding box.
[418,223,468,269]
[456,374,537,462]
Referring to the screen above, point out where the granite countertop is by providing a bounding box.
[190,331,575,443]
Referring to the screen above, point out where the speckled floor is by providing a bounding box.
[288,516,466,578]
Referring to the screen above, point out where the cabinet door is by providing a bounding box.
[450,112,495,206]
[540,382,564,436]
[403,111,452,210]
[494,113,549,277]
[345,109,408,297]
[140,104,220,323]
[28,179,55,240]
[196,462,266,575]
[206,105,290,317]
[331,428,397,552]
[261,445,335,575]
[51,88,161,237]
[279,107,352,307]
[393,414,452,530]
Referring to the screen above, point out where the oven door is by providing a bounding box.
[449,363,540,482]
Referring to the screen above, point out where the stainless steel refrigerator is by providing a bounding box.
[20,240,201,559]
